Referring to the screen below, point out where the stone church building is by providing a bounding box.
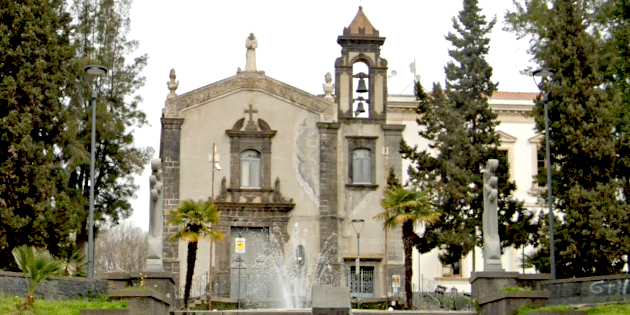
[158,7,541,302]
[160,7,407,302]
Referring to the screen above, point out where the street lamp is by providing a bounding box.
[532,67,557,279]
[352,219,365,309]
[84,64,108,279]
[296,244,305,307]
[234,218,247,309]
[208,143,220,310]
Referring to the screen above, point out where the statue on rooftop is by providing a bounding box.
[245,33,258,71]
[323,72,334,101]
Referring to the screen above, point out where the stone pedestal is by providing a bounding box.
[311,286,350,315]
[471,272,555,315]
[470,271,519,302]
[99,272,176,309]
[109,289,170,315]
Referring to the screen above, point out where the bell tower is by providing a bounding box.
[335,6,388,124]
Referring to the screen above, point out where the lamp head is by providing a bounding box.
[532,68,556,78]
[84,65,108,76]
[532,68,556,93]
[352,219,365,236]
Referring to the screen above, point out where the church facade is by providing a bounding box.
[158,7,541,301]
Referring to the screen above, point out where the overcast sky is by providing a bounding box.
[125,0,537,230]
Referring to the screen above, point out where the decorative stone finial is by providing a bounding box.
[323,72,334,101]
[167,69,179,99]
[245,33,258,72]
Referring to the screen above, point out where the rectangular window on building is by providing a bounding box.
[352,149,372,184]
[441,260,462,277]
[387,231,403,262]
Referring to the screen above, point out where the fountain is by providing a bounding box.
[232,223,346,309]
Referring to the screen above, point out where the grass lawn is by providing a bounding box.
[0,295,126,315]
[518,303,630,314]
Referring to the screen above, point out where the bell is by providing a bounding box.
[356,77,368,93]
[355,100,365,115]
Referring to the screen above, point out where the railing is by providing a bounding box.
[411,277,473,311]
[347,268,375,298]
[176,271,209,302]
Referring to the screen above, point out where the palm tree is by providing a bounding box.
[377,186,440,309]
[12,245,64,309]
[169,199,223,309]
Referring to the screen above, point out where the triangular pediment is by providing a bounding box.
[164,71,334,120]
[529,133,544,143]
[498,130,517,143]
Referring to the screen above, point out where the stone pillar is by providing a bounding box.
[381,124,405,178]
[160,117,184,287]
[317,122,341,285]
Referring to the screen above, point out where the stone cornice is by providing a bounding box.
[381,124,405,133]
[215,202,295,212]
[387,103,534,115]
[164,72,334,120]
[160,117,184,129]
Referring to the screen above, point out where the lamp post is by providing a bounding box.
[84,64,108,279]
[296,244,305,308]
[352,219,365,309]
[532,67,557,279]
[208,144,220,310]
[234,218,247,309]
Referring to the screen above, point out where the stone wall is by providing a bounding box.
[477,291,549,315]
[0,271,107,300]
[542,274,630,305]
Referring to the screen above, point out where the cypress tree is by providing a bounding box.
[0,0,76,268]
[403,0,535,266]
[506,0,630,277]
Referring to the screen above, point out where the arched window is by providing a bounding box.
[241,150,261,188]
[352,149,371,184]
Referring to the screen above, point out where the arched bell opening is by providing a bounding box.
[352,61,370,118]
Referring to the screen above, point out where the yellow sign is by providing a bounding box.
[392,275,401,288]
[235,237,246,253]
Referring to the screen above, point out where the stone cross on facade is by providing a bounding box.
[245,104,258,131]
[482,159,503,271]
[145,159,164,272]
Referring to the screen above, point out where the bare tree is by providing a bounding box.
[95,222,147,273]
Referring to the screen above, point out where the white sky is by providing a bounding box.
[125,0,537,230]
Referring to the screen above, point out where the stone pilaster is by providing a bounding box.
[160,117,184,287]
[317,122,341,284]
[381,124,406,179]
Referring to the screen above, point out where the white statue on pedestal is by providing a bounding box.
[245,33,258,71]
[145,159,164,272]
[483,159,504,271]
